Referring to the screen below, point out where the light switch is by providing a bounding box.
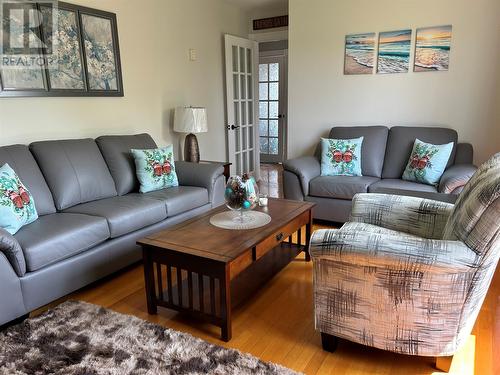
[189,49,197,61]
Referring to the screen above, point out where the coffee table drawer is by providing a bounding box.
[254,211,309,261]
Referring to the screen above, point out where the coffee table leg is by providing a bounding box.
[220,264,232,341]
[305,211,312,262]
[143,247,158,314]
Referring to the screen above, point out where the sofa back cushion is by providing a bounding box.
[382,126,458,179]
[328,126,389,178]
[0,145,56,216]
[96,134,157,195]
[30,139,117,210]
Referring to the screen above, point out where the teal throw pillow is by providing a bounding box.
[320,137,363,177]
[131,145,179,193]
[0,163,38,234]
[402,138,454,186]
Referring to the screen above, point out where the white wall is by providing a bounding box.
[288,0,500,164]
[0,0,249,162]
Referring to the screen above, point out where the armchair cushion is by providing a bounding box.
[283,156,321,196]
[438,164,477,194]
[350,193,454,239]
[309,176,379,200]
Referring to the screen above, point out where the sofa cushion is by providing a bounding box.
[320,137,363,177]
[64,195,167,238]
[144,186,209,216]
[96,134,157,195]
[368,179,438,194]
[402,139,454,185]
[382,126,458,179]
[14,213,110,272]
[0,163,38,235]
[30,139,117,210]
[131,145,179,193]
[0,145,56,215]
[329,126,389,178]
[309,176,380,200]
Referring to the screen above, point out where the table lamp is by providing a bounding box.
[173,106,208,163]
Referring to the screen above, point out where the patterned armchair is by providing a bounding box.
[310,153,500,371]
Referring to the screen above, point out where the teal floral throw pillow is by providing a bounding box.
[131,145,179,193]
[402,138,454,186]
[0,164,38,234]
[320,137,363,176]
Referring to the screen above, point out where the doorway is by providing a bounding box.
[258,46,287,164]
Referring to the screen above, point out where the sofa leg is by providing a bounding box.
[321,332,338,353]
[0,313,29,331]
[435,355,453,372]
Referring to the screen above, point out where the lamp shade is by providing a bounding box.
[173,107,208,134]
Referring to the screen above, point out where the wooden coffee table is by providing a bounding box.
[138,198,315,341]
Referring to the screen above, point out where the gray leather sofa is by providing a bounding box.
[284,126,477,222]
[0,134,225,326]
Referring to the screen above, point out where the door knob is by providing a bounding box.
[227,124,240,130]
[278,114,286,119]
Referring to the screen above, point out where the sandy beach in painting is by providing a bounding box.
[344,55,373,74]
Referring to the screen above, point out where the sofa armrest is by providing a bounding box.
[175,161,224,204]
[439,164,477,194]
[0,252,27,325]
[283,156,321,197]
[310,228,478,274]
[1,228,26,277]
[350,193,454,239]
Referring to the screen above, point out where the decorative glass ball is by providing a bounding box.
[224,174,259,212]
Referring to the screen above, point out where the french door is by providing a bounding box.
[224,34,259,178]
[258,53,287,163]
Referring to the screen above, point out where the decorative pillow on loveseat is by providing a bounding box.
[131,145,179,193]
[402,138,454,186]
[320,137,363,176]
[0,163,38,234]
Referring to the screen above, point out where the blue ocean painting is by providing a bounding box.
[344,33,375,75]
[377,29,412,74]
[414,25,452,71]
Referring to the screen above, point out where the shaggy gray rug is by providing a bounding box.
[0,301,300,375]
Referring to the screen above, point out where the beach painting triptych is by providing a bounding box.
[343,25,452,75]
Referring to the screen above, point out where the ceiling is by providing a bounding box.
[226,0,288,12]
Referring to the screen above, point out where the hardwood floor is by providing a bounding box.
[34,164,498,375]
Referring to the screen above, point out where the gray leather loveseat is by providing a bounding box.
[284,126,477,222]
[0,134,225,326]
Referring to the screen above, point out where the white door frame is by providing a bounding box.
[224,34,260,180]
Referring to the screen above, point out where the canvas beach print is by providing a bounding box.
[41,6,85,90]
[414,25,452,72]
[81,14,119,91]
[344,33,376,74]
[377,29,412,74]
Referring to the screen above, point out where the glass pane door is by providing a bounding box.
[258,54,286,163]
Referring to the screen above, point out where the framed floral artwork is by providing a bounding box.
[0,1,123,97]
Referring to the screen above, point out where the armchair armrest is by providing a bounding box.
[310,228,478,273]
[0,228,26,277]
[350,193,454,239]
[439,164,477,194]
[175,161,224,204]
[283,156,321,196]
